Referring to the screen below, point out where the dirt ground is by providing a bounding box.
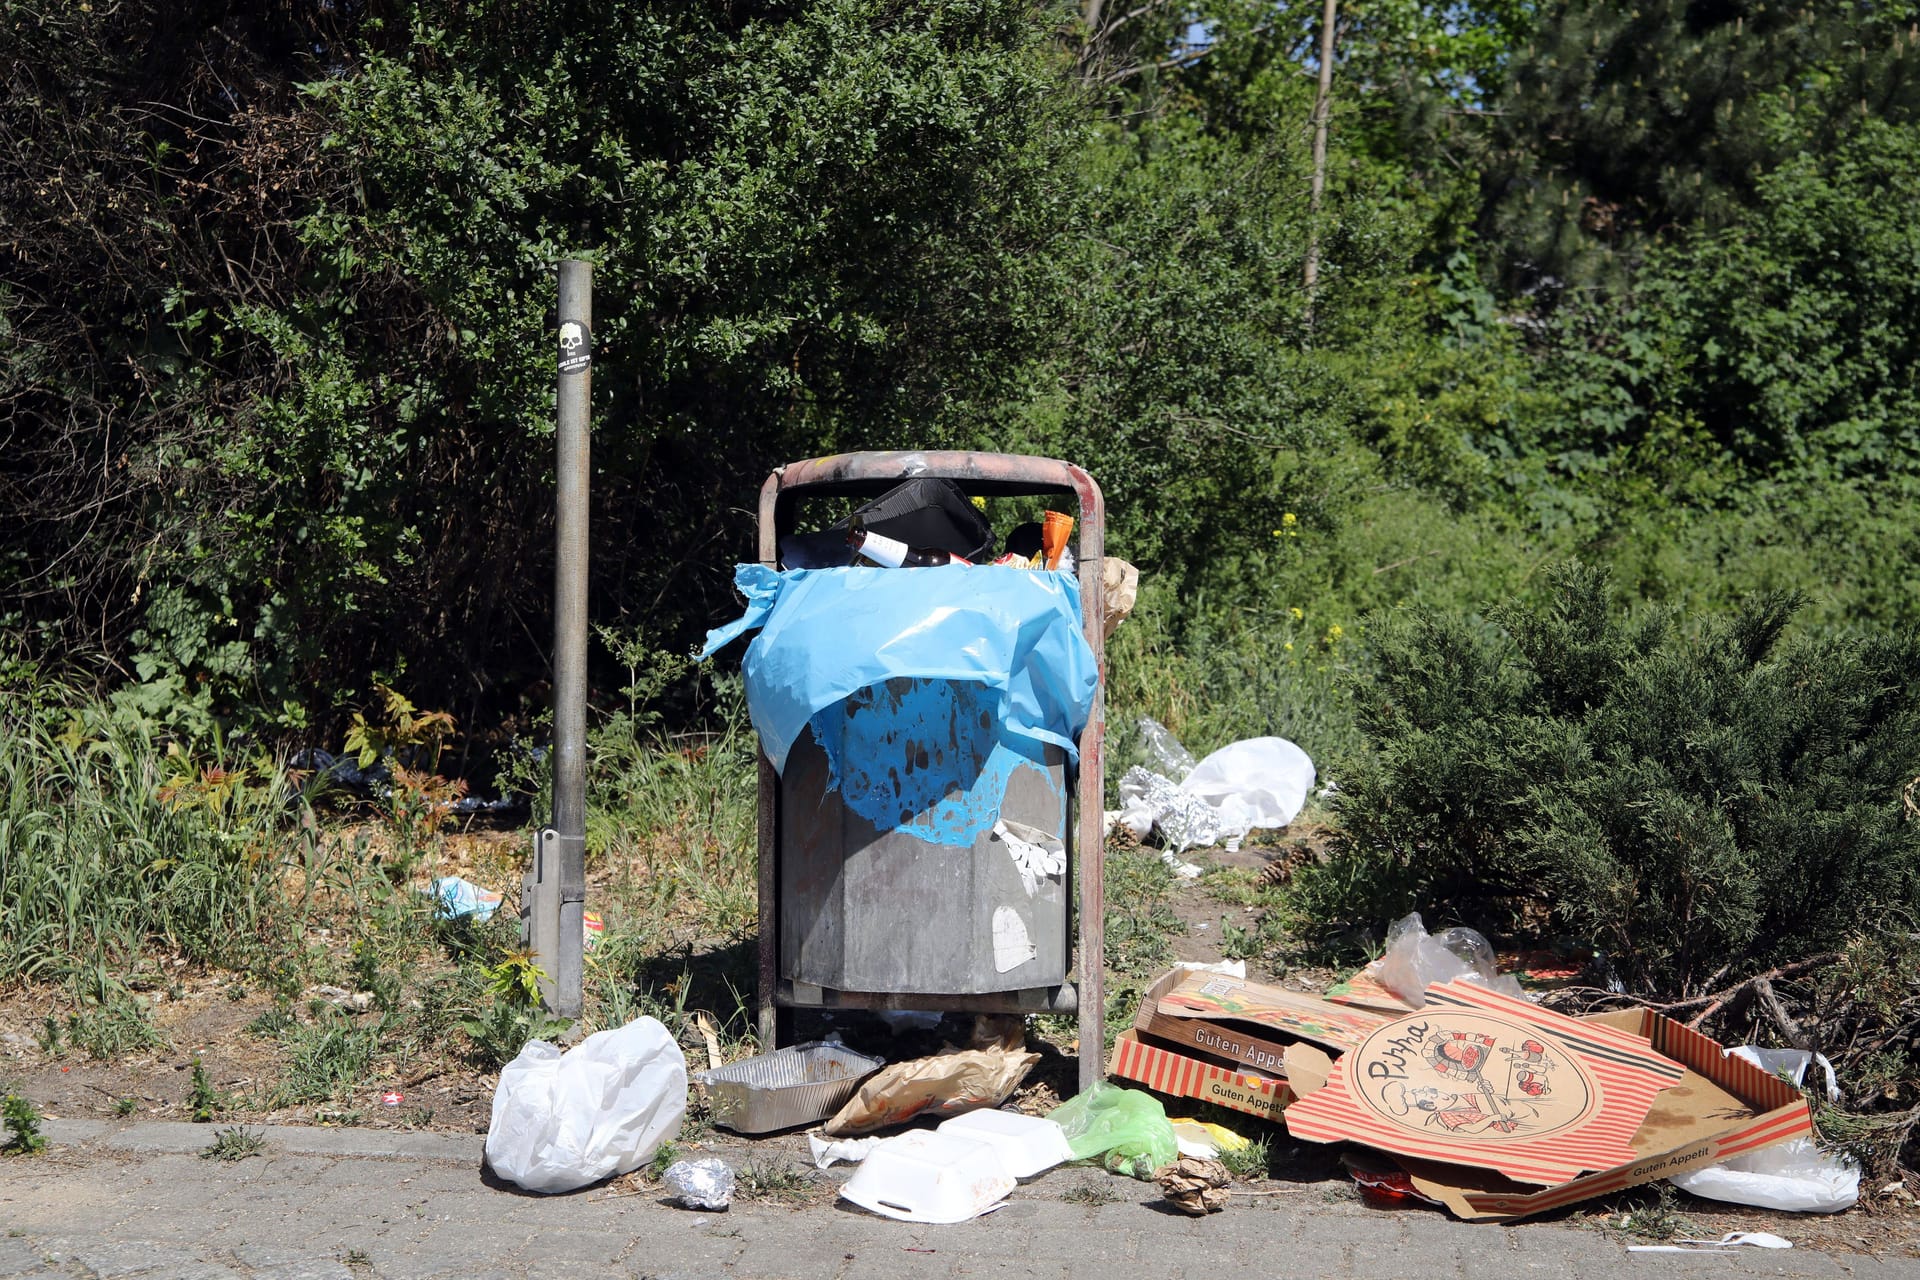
[4,833,1919,1254]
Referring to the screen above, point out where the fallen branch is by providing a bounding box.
[1659,955,1839,1030]
[1753,977,1811,1050]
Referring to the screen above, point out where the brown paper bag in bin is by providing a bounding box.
[823,1044,1040,1136]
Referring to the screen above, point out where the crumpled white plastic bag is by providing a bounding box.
[1179,737,1315,849]
[485,1015,686,1194]
[1668,1046,1858,1213]
[1670,1137,1858,1213]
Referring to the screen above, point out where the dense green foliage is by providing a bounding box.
[1296,565,1920,994]
[5,0,1919,831]
[7,0,1920,1144]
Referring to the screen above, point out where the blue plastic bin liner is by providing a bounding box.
[700,563,1099,777]
[816,677,1066,847]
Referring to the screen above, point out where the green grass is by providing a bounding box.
[188,1058,218,1122]
[1102,845,1185,977]
[276,1012,381,1106]
[64,996,165,1060]
[199,1126,266,1162]
[733,1158,819,1205]
[0,699,305,991]
[1216,1137,1270,1181]
[1604,1184,1696,1241]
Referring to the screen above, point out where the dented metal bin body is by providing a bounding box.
[779,679,1069,995]
[755,451,1107,1091]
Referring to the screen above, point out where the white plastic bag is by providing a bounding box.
[485,1015,687,1194]
[1178,737,1315,849]
[1670,1137,1858,1213]
[1667,1046,1858,1213]
[1372,911,1526,1007]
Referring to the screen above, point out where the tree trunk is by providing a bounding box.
[1302,0,1339,326]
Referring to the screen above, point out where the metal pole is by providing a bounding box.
[543,258,592,1017]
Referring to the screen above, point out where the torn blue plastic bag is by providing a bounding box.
[700,562,1099,791]
[426,875,502,922]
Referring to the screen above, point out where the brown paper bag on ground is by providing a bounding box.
[823,1044,1040,1136]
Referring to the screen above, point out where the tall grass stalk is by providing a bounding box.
[0,697,303,987]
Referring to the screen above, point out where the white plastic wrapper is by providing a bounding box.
[663,1157,736,1210]
[1180,737,1315,848]
[1669,1137,1858,1213]
[484,1016,686,1194]
[1114,736,1316,855]
[809,1133,882,1169]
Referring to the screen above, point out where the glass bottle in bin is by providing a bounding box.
[845,515,971,567]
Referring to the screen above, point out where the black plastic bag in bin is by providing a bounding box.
[778,477,995,569]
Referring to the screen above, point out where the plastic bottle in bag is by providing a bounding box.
[846,515,970,567]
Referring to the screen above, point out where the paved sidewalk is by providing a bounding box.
[0,1121,1910,1279]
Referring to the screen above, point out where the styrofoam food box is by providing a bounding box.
[936,1109,1073,1179]
[839,1130,1016,1223]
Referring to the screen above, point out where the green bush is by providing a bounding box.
[1294,563,1920,995]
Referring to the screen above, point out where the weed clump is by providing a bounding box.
[3,1095,47,1155]
[200,1126,266,1162]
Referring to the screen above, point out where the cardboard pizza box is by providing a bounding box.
[1108,1029,1294,1123]
[1130,969,1295,1077]
[1285,994,1812,1222]
[1145,969,1388,1062]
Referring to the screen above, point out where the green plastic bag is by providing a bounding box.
[1047,1081,1178,1180]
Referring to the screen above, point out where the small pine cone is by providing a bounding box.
[1158,1155,1232,1216]
[1257,844,1310,887]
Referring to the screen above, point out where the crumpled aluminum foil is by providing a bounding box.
[1117,766,1221,853]
[663,1157,735,1210]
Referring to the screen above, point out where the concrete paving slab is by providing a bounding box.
[3,1122,1917,1280]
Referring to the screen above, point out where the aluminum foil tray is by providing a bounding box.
[696,1041,885,1134]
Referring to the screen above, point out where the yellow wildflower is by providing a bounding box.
[1289,607,1304,621]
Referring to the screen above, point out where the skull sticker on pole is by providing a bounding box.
[558,320,590,374]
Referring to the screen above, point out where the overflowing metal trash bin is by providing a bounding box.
[703,451,1109,1089]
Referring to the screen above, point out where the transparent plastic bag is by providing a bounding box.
[1136,717,1197,780]
[484,1016,686,1194]
[1372,911,1525,1007]
[1047,1081,1178,1181]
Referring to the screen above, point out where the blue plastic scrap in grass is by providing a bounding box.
[699,563,1099,779]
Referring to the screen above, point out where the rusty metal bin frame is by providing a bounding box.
[754,450,1107,1091]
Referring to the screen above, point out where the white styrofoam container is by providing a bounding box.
[936,1109,1073,1179]
[839,1130,1016,1223]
